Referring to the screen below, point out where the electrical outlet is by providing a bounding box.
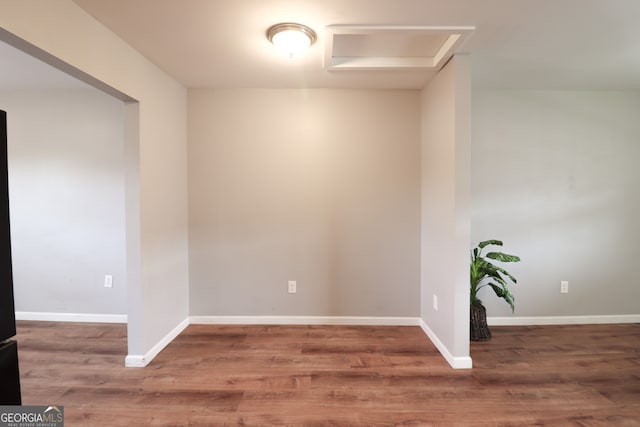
[288,280,296,294]
[433,294,438,311]
[560,280,569,294]
[104,274,113,288]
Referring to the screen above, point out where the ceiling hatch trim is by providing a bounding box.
[324,25,474,71]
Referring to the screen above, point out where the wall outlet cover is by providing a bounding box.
[288,280,296,294]
[560,280,569,294]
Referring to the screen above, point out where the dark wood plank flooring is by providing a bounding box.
[13,321,640,426]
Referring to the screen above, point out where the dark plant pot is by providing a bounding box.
[470,303,491,341]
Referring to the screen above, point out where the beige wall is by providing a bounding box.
[472,90,640,320]
[0,0,189,361]
[188,89,421,317]
[2,89,126,316]
[420,55,471,368]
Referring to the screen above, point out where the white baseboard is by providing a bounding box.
[189,315,420,326]
[418,320,473,370]
[125,317,189,368]
[15,311,127,323]
[488,314,640,326]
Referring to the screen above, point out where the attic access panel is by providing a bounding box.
[325,25,474,70]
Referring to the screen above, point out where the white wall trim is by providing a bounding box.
[125,317,189,368]
[124,354,147,368]
[419,319,472,369]
[488,315,640,326]
[189,315,420,326]
[15,311,127,323]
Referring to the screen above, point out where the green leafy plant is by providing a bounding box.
[470,239,521,312]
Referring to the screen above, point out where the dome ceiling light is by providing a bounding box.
[267,23,317,58]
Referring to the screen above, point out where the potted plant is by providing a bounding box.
[470,239,520,341]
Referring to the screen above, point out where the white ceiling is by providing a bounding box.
[2,0,640,91]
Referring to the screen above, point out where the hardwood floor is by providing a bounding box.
[13,321,640,426]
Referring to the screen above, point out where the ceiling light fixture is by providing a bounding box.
[267,23,316,58]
